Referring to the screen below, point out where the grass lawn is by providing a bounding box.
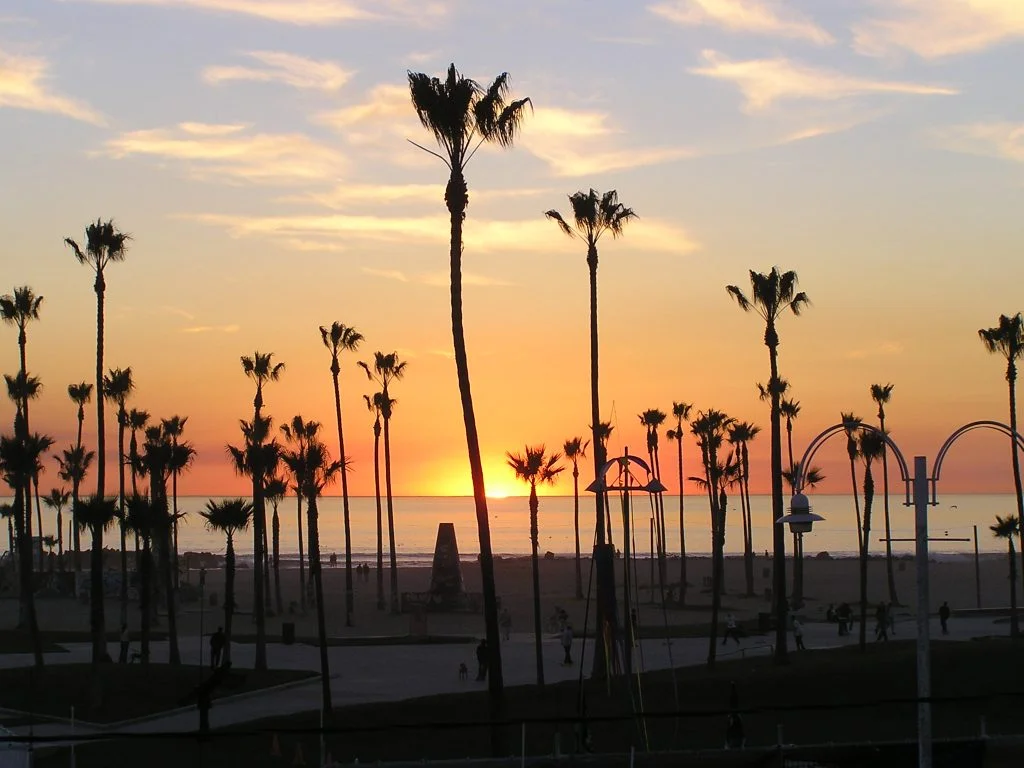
[0,663,314,723]
[32,639,1024,767]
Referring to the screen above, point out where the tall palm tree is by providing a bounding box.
[265,476,288,616]
[201,498,253,667]
[857,430,885,651]
[507,445,563,687]
[667,401,693,604]
[359,352,407,613]
[65,221,131,500]
[103,366,133,627]
[280,416,317,612]
[990,515,1020,638]
[979,314,1024,596]
[0,434,46,666]
[870,383,900,606]
[43,489,70,569]
[55,445,94,576]
[727,268,809,661]
[68,382,93,568]
[76,494,118,663]
[639,408,668,600]
[408,63,531,701]
[779,397,804,604]
[562,436,589,599]
[364,393,388,610]
[162,415,193,592]
[320,322,363,627]
[240,352,284,671]
[728,421,759,597]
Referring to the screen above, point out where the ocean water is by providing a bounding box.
[17,493,1007,564]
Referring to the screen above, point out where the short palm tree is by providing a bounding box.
[990,515,1020,638]
[667,401,693,603]
[727,268,809,662]
[320,322,363,627]
[68,382,93,567]
[842,412,864,557]
[162,415,193,592]
[240,352,284,671]
[103,366,133,626]
[6,373,44,564]
[201,498,253,667]
[43,488,70,569]
[364,392,389,610]
[76,494,118,663]
[65,221,130,499]
[979,314,1024,597]
[124,493,162,663]
[594,420,615,546]
[56,446,94,575]
[639,408,668,599]
[857,430,886,651]
[280,416,317,612]
[265,475,288,616]
[780,397,803,603]
[126,408,150,496]
[728,421,759,597]
[562,436,589,599]
[507,445,563,687]
[870,383,900,606]
[358,352,407,614]
[409,64,531,700]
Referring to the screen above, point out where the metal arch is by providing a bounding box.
[596,452,655,491]
[930,420,1024,503]
[793,422,913,505]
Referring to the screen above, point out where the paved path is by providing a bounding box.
[0,613,1009,741]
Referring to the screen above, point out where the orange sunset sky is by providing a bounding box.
[2,1,1024,498]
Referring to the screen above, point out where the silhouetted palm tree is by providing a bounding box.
[990,515,1020,638]
[728,421,759,597]
[280,416,318,609]
[857,430,885,651]
[56,445,94,577]
[667,401,693,603]
[6,373,43,567]
[593,420,615,546]
[979,314,1024,597]
[870,383,899,606]
[76,494,118,664]
[364,392,388,610]
[43,488,70,569]
[320,322,363,627]
[201,498,253,667]
[639,408,668,599]
[359,352,407,613]
[842,411,864,552]
[265,475,288,616]
[124,493,161,663]
[65,221,130,499]
[103,366,133,627]
[68,382,93,567]
[779,397,804,603]
[507,445,563,687]
[727,268,809,662]
[409,63,531,701]
[162,415,194,592]
[562,436,589,599]
[240,352,284,671]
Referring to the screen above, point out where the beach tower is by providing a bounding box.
[428,522,464,599]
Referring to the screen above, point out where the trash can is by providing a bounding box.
[282,622,295,645]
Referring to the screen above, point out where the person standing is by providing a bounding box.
[939,602,951,635]
[119,623,130,664]
[475,638,488,681]
[499,607,512,641]
[875,602,889,642]
[722,613,741,645]
[561,624,574,665]
[210,626,225,669]
[792,618,806,651]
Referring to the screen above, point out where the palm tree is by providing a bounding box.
[43,489,70,570]
[68,382,93,567]
[102,366,133,627]
[161,416,188,589]
[65,221,131,500]
[240,352,284,671]
[979,314,1024,597]
[562,437,589,599]
[55,445,94,576]
[364,393,388,610]
[779,397,804,604]
[639,408,668,600]
[870,383,900,606]
[358,352,407,613]
[409,64,531,700]
[6,373,44,566]
[990,515,1020,638]
[279,416,319,610]
[265,476,288,616]
[0,434,46,666]
[727,268,809,661]
[842,412,864,557]
[124,494,161,663]
[76,494,118,663]
[296,439,341,715]
[507,445,563,687]
[667,401,693,604]
[201,498,253,667]
[320,322,363,627]
[728,421,759,597]
[857,430,885,651]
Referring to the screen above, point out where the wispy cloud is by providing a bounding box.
[650,0,833,45]
[0,47,104,124]
[937,122,1024,164]
[203,51,353,90]
[65,0,449,26]
[181,324,240,334]
[362,266,409,282]
[853,0,1024,59]
[690,50,957,112]
[286,183,550,210]
[361,266,512,287]
[103,122,347,184]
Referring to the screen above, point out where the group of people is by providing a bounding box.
[826,602,856,635]
[354,563,373,581]
[472,610,575,681]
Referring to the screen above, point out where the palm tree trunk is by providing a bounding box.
[308,494,332,714]
[262,524,272,613]
[529,485,544,686]
[15,483,43,667]
[741,468,754,597]
[94,274,106,499]
[34,480,44,577]
[447,171,503,700]
[172,470,180,591]
[57,509,64,568]
[251,465,267,670]
[706,489,721,667]
[879,413,899,605]
[1006,368,1024,602]
[331,369,355,628]
[859,468,874,651]
[767,330,788,662]
[373,424,384,610]
[1008,541,1019,638]
[272,505,283,615]
[677,430,687,604]
[382,408,399,613]
[118,419,128,628]
[296,493,306,613]
[573,465,582,599]
[73,416,84,569]
[161,514,180,665]
[224,534,235,666]
[140,538,151,665]
[90,522,106,663]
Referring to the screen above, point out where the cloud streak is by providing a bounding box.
[937,122,1024,164]
[0,47,103,123]
[203,50,353,90]
[650,0,833,45]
